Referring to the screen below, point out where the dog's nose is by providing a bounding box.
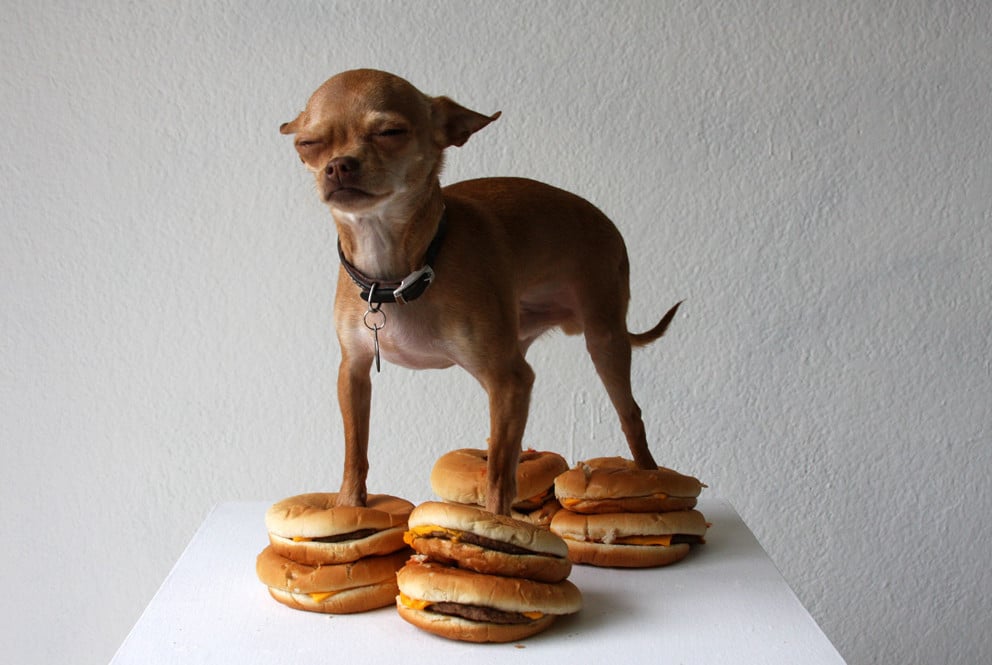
[326,156,360,178]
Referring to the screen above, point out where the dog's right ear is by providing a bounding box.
[432,97,501,148]
[280,114,302,135]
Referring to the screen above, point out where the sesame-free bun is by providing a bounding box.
[550,508,708,568]
[396,602,556,643]
[395,558,581,642]
[405,501,571,582]
[554,457,705,513]
[269,584,399,614]
[256,546,408,613]
[560,539,692,568]
[430,448,567,515]
[265,493,414,565]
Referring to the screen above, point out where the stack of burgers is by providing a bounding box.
[396,501,582,642]
[430,448,568,527]
[550,457,709,568]
[255,492,414,613]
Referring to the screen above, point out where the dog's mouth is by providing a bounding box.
[324,186,377,206]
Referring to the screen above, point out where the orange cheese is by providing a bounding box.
[398,593,431,610]
[404,525,463,546]
[399,593,544,621]
[560,493,670,508]
[292,536,311,542]
[307,591,337,603]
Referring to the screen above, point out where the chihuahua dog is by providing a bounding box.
[281,69,681,515]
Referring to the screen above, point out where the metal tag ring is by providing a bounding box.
[363,308,386,331]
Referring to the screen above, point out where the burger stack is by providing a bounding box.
[429,448,568,527]
[396,501,582,642]
[255,492,415,614]
[550,457,709,568]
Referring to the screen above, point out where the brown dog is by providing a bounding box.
[281,69,681,515]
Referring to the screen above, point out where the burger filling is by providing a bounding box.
[399,593,543,624]
[405,526,546,556]
[290,528,379,543]
[511,486,556,512]
[560,492,678,509]
[565,533,705,546]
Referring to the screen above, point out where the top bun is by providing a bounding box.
[554,457,705,503]
[265,493,414,539]
[430,448,567,507]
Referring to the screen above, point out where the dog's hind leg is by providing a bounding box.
[582,309,659,470]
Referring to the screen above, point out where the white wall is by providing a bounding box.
[2,1,989,663]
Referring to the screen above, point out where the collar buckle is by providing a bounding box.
[392,265,435,305]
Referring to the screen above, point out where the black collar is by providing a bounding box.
[337,211,447,305]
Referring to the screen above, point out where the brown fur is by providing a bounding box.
[281,69,680,514]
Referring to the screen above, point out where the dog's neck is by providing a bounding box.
[333,186,445,281]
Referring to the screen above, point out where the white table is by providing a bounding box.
[110,498,845,664]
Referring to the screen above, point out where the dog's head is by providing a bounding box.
[281,69,499,216]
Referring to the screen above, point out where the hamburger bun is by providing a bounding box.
[395,557,581,643]
[554,457,705,514]
[430,448,567,524]
[550,508,708,568]
[256,546,408,613]
[404,501,571,583]
[265,493,414,565]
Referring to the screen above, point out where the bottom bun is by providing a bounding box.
[563,539,691,568]
[267,581,399,614]
[396,600,556,643]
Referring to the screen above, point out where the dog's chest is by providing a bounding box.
[376,314,457,370]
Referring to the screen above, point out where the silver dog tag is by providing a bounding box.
[363,304,386,374]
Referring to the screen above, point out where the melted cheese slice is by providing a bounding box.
[398,593,544,620]
[307,591,337,603]
[404,525,463,545]
[560,492,669,508]
[398,593,431,610]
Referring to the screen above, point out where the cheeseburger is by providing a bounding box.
[554,457,705,514]
[404,501,572,583]
[551,508,709,568]
[396,557,582,643]
[265,492,414,565]
[430,448,567,525]
[256,546,408,613]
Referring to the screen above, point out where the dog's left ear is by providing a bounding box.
[432,97,501,148]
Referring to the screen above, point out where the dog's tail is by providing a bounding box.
[628,300,683,348]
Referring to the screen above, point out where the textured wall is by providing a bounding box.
[2,1,990,663]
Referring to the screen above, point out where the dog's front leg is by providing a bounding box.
[336,344,373,506]
[480,356,536,515]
